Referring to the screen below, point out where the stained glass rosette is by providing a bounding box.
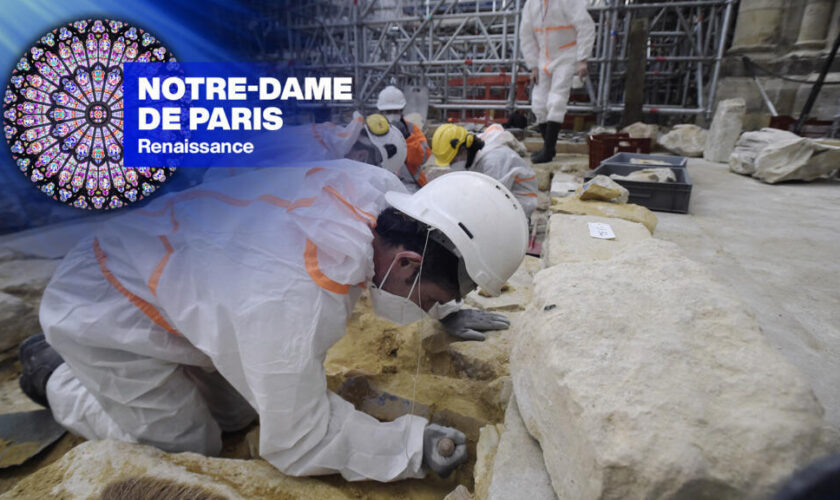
[3,19,178,210]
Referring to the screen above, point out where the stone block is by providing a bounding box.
[658,124,708,157]
[543,214,651,267]
[704,98,747,163]
[511,238,837,500]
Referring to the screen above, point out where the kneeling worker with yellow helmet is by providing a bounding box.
[432,124,538,217]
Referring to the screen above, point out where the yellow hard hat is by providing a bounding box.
[365,113,391,136]
[432,124,473,166]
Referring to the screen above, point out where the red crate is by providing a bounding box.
[587,133,652,170]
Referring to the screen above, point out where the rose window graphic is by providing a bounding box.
[3,19,177,210]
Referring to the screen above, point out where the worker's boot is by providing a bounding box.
[531,121,561,164]
[19,333,64,408]
[530,122,548,162]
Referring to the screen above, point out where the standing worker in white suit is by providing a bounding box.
[520,0,595,163]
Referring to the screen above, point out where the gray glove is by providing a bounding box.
[440,309,510,341]
[423,424,467,478]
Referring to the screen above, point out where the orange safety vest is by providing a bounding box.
[404,123,430,187]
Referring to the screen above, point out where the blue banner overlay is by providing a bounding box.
[123,62,353,167]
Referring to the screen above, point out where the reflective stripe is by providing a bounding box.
[138,190,318,301]
[93,237,181,337]
[304,238,351,295]
[514,174,536,183]
[146,203,178,296]
[558,41,577,51]
[323,185,377,226]
[137,189,316,217]
[148,235,173,297]
[533,25,574,32]
[135,184,373,302]
[517,192,538,198]
[312,124,329,150]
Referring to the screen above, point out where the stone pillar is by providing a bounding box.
[731,0,786,52]
[824,0,840,50]
[795,0,835,49]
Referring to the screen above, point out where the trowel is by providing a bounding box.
[0,409,66,468]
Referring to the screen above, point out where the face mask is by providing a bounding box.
[383,112,401,123]
[369,231,431,325]
[450,160,467,171]
[369,261,426,325]
[426,301,447,320]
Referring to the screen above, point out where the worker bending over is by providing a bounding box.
[19,163,527,481]
[432,123,539,217]
[377,86,432,191]
[520,0,595,163]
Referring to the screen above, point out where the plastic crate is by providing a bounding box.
[585,163,692,214]
[587,133,652,170]
[600,151,688,169]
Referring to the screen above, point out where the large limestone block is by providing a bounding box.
[487,396,557,500]
[474,423,504,500]
[511,239,837,500]
[528,154,590,177]
[729,128,799,175]
[0,292,38,352]
[576,175,629,204]
[704,98,746,162]
[550,196,657,234]
[0,259,60,302]
[753,137,840,184]
[0,440,354,500]
[621,122,659,140]
[658,124,708,157]
[1,439,454,500]
[544,214,651,267]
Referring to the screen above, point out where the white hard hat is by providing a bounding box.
[385,172,528,296]
[364,114,407,175]
[377,86,407,111]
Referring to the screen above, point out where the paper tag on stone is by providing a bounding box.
[588,222,616,240]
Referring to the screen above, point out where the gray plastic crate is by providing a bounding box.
[585,162,692,214]
[600,152,688,169]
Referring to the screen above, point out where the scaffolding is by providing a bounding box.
[258,0,737,124]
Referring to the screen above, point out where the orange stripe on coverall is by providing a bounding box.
[304,239,352,295]
[138,184,373,299]
[93,237,182,336]
[514,174,536,183]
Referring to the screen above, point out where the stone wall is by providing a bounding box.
[717,0,840,121]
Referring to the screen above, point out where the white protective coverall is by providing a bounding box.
[42,161,428,481]
[472,124,538,217]
[520,0,596,123]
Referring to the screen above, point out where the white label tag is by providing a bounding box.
[588,222,616,240]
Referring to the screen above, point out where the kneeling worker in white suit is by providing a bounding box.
[19,162,527,481]
[432,123,539,218]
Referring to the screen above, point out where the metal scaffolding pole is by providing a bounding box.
[274,0,737,124]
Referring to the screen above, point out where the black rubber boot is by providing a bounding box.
[530,122,548,162]
[531,121,561,164]
[19,333,64,408]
